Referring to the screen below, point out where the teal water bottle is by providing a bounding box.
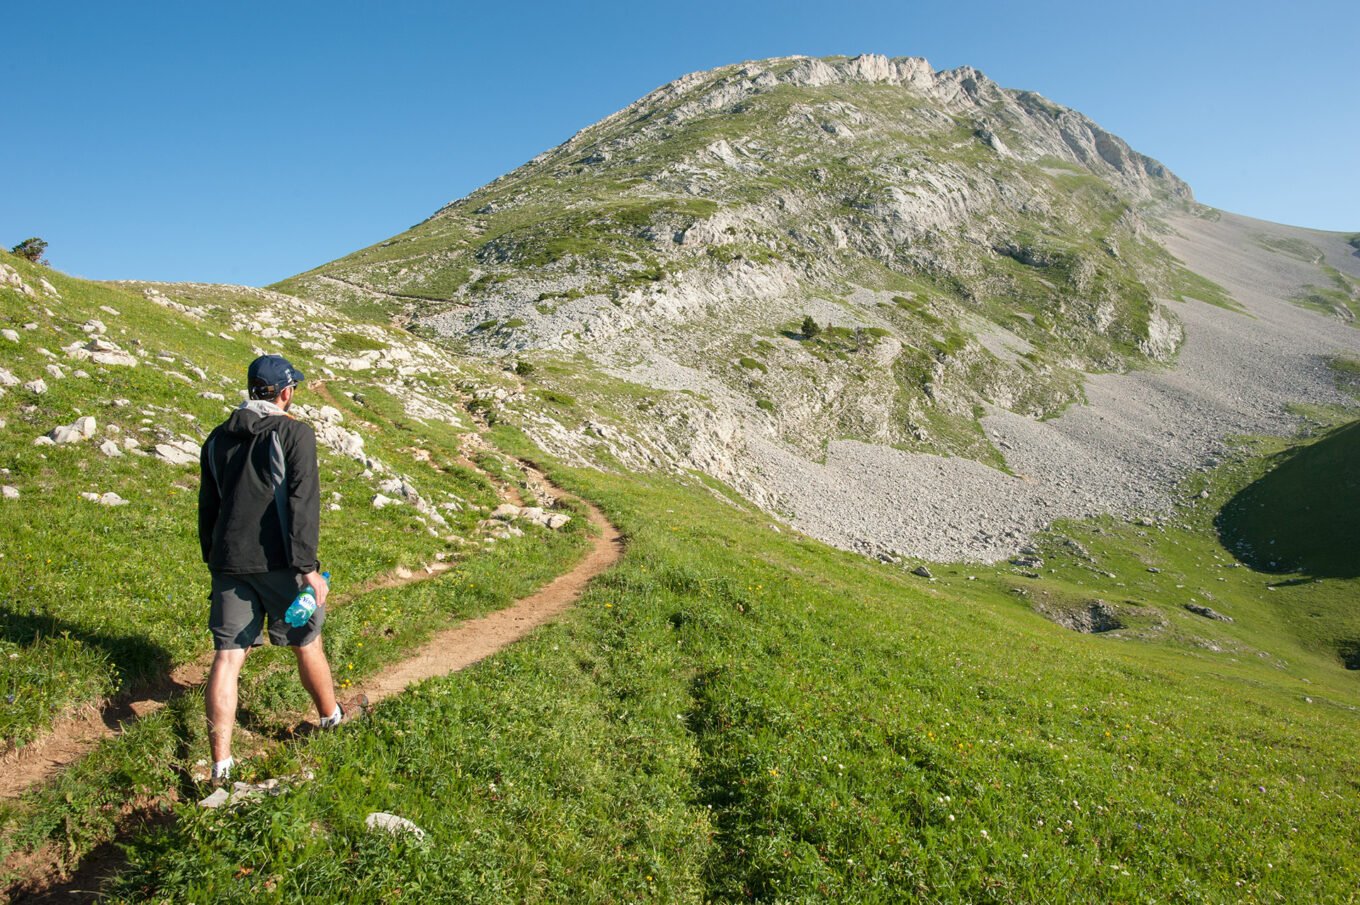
[285,571,330,627]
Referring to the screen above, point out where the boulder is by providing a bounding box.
[1,486,18,500]
[23,378,47,394]
[911,565,933,578]
[1184,603,1233,623]
[84,338,138,367]
[49,416,97,444]
[372,493,400,509]
[1,329,19,342]
[45,364,65,380]
[546,513,572,530]
[0,368,18,387]
[99,439,124,458]
[491,503,521,521]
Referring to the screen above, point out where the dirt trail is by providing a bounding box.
[353,481,620,706]
[2,466,623,901]
[0,464,616,803]
[0,558,458,802]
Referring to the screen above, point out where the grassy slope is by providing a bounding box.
[0,254,590,863]
[4,253,1358,901]
[110,420,1360,903]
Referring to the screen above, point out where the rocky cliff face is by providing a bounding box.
[276,54,1263,559]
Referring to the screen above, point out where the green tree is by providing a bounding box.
[10,238,49,265]
[801,315,821,339]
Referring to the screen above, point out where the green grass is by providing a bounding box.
[92,420,1360,903]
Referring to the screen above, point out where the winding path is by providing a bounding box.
[0,467,622,802]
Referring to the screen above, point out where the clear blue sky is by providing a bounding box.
[4,0,1356,285]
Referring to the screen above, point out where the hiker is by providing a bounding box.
[198,354,343,782]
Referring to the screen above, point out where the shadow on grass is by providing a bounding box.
[1215,420,1360,580]
[0,606,174,691]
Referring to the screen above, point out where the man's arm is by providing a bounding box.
[198,432,220,564]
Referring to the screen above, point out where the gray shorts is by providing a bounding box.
[209,570,325,650]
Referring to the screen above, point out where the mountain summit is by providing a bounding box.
[278,54,1358,561]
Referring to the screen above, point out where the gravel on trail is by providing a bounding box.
[745,211,1360,562]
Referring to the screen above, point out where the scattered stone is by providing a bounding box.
[491,503,522,521]
[1,329,19,343]
[99,439,124,458]
[152,440,200,466]
[32,436,54,446]
[83,337,138,367]
[365,812,427,841]
[81,319,107,334]
[197,788,230,809]
[45,364,64,380]
[1,486,18,500]
[1011,556,1043,569]
[199,391,225,401]
[546,513,571,530]
[1185,603,1233,622]
[99,305,119,316]
[40,278,61,297]
[1146,566,1161,573]
[23,378,47,395]
[49,416,98,444]
[911,565,933,579]
[80,491,129,507]
[0,368,18,387]
[372,493,400,509]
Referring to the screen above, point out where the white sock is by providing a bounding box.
[212,757,234,778]
[322,705,342,726]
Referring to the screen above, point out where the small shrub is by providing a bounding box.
[10,237,48,265]
[737,357,767,373]
[756,398,776,413]
[513,361,536,377]
[801,315,821,339]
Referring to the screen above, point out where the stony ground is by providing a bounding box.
[727,211,1360,561]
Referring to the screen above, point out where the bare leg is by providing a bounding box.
[205,648,249,763]
[293,638,339,719]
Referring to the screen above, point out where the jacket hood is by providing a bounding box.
[223,399,292,436]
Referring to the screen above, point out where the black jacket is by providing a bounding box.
[199,401,321,574]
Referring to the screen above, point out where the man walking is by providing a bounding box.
[199,354,343,782]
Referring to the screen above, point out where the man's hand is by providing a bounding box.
[302,570,329,607]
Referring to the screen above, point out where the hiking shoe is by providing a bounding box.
[319,704,344,730]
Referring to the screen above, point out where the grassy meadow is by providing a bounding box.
[2,251,1358,902]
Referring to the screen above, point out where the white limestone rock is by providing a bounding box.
[24,378,48,394]
[153,439,200,466]
[1,485,18,500]
[365,812,427,841]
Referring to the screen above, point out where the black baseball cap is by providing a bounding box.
[247,354,305,399]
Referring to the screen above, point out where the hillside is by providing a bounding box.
[276,54,1360,562]
[2,53,1359,903]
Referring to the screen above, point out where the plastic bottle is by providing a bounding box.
[285,571,330,627]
